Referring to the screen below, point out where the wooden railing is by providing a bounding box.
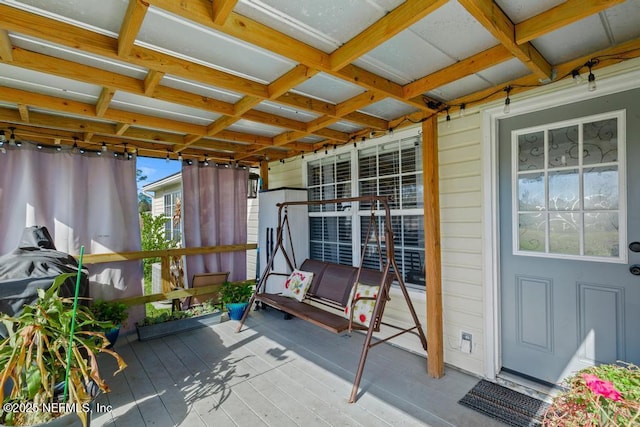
[80,243,257,307]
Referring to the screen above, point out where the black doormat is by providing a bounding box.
[458,380,550,427]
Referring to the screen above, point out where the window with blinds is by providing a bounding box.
[307,154,353,265]
[306,135,426,287]
[358,137,425,286]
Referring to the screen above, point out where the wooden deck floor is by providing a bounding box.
[92,308,505,427]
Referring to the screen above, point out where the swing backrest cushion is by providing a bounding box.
[345,282,380,328]
[282,269,314,302]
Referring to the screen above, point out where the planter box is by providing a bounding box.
[136,312,223,341]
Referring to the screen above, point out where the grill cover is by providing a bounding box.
[0,226,89,337]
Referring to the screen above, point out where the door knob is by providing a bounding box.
[629,242,640,252]
[630,265,640,276]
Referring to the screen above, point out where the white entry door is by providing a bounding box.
[498,89,640,384]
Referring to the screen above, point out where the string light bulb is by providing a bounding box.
[9,127,16,145]
[445,108,452,129]
[101,142,107,152]
[587,61,596,92]
[571,69,582,85]
[387,128,394,137]
[459,103,466,118]
[165,151,170,163]
[178,153,183,162]
[503,86,512,114]
[0,130,5,143]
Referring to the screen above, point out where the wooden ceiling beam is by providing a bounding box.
[145,0,432,112]
[0,86,204,135]
[143,70,165,95]
[268,65,318,99]
[118,0,149,57]
[96,87,116,117]
[458,0,552,80]
[17,104,29,122]
[0,4,269,98]
[403,44,512,98]
[516,0,625,45]
[0,29,13,61]
[329,0,448,70]
[115,123,131,136]
[212,0,238,26]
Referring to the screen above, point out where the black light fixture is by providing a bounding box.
[9,127,16,145]
[587,60,597,92]
[248,172,260,199]
[503,86,512,114]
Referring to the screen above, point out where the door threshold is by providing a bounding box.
[496,370,562,403]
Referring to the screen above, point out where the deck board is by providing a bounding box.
[93,308,505,426]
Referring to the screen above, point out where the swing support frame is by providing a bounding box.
[236,195,428,403]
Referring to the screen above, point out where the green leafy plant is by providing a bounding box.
[89,300,128,328]
[219,281,254,306]
[0,274,127,426]
[544,362,640,426]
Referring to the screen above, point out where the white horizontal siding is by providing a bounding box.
[438,112,484,375]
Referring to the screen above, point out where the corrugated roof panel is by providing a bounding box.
[10,34,148,79]
[252,100,320,123]
[6,0,127,35]
[161,75,244,105]
[236,0,403,53]
[494,0,565,24]
[227,119,286,137]
[0,63,101,102]
[138,6,297,84]
[111,92,220,125]
[292,73,365,104]
[359,98,419,121]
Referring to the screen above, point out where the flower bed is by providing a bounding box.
[136,302,223,341]
[544,362,640,426]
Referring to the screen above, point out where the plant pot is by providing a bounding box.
[227,302,249,321]
[136,312,222,341]
[104,326,120,349]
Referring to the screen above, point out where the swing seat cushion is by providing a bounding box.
[281,269,314,302]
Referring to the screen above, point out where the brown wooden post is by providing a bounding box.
[422,116,444,378]
[160,255,172,293]
[260,159,269,191]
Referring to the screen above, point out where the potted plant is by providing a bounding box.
[544,362,640,426]
[0,274,127,426]
[89,300,128,348]
[219,281,253,320]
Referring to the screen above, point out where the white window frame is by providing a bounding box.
[163,190,182,242]
[511,110,627,263]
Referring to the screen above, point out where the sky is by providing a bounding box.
[136,156,181,192]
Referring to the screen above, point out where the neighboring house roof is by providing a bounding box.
[141,172,182,193]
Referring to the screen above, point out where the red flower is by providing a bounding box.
[355,293,361,300]
[359,314,367,323]
[284,279,290,289]
[582,373,622,401]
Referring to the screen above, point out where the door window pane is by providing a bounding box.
[583,118,618,165]
[584,167,618,210]
[584,212,619,257]
[549,170,579,211]
[518,131,545,171]
[513,113,623,261]
[548,125,579,168]
[519,213,546,252]
[549,212,580,255]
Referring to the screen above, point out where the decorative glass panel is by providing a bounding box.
[548,125,579,168]
[549,170,579,211]
[584,212,619,257]
[518,173,544,211]
[518,131,544,171]
[519,213,546,252]
[513,113,623,261]
[549,212,580,255]
[584,167,618,210]
[583,119,617,165]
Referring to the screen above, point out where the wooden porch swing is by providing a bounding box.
[236,195,428,403]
